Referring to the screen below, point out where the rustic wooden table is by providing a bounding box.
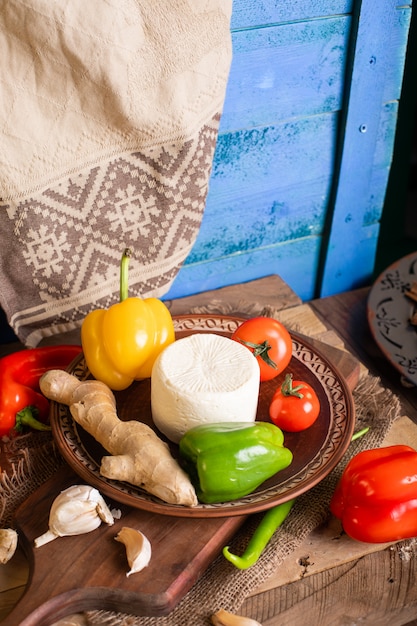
[2,276,417,625]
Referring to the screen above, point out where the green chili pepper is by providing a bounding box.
[351,426,370,441]
[223,498,295,569]
[179,421,293,504]
[222,425,371,570]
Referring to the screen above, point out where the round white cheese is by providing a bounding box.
[150,333,260,443]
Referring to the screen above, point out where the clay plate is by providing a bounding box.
[367,252,417,385]
[51,314,355,517]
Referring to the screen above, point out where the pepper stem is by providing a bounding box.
[14,406,52,433]
[120,248,132,302]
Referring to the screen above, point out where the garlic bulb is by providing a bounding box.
[34,485,114,547]
[0,528,18,563]
[211,609,262,626]
[115,526,152,576]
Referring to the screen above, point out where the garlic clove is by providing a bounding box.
[211,609,263,626]
[85,487,115,526]
[34,485,114,547]
[0,528,18,564]
[115,526,152,576]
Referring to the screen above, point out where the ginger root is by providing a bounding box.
[40,370,198,507]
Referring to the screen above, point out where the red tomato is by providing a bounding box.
[231,317,292,381]
[269,373,320,432]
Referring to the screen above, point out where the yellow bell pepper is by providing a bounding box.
[81,249,175,390]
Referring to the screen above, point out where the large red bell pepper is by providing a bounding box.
[330,444,417,543]
[0,345,82,438]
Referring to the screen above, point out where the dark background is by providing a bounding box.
[375,6,417,276]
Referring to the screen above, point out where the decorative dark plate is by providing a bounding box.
[51,315,355,518]
[367,252,417,385]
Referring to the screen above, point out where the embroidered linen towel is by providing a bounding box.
[0,0,232,346]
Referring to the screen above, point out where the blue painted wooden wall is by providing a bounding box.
[165,0,413,302]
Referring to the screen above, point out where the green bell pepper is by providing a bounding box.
[178,421,293,504]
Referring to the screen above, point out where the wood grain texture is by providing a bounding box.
[165,275,301,315]
[241,544,417,626]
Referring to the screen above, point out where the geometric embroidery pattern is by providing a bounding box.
[0,116,221,346]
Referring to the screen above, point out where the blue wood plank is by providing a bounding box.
[211,113,338,204]
[186,179,329,263]
[324,222,381,291]
[164,236,321,302]
[173,100,396,285]
[231,0,409,30]
[220,17,350,130]
[186,114,337,263]
[222,8,408,132]
[231,0,354,29]
[363,102,398,226]
[319,0,409,297]
[381,7,412,102]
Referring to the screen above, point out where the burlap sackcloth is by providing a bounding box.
[0,302,405,626]
[0,0,232,347]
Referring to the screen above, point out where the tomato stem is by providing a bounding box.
[120,248,132,302]
[280,373,305,398]
[236,338,278,370]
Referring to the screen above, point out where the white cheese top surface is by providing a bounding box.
[151,333,260,443]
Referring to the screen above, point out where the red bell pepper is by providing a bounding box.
[0,345,82,438]
[330,444,417,543]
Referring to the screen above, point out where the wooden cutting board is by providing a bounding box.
[3,466,245,626]
[3,341,360,626]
